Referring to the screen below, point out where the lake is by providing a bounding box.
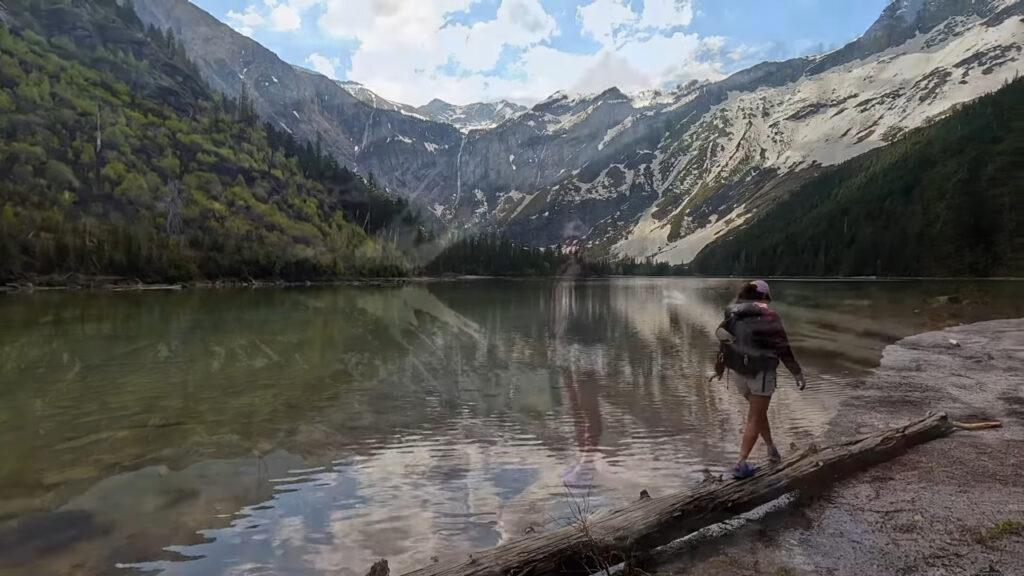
[1,278,1022,576]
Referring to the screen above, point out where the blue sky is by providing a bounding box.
[191,0,889,105]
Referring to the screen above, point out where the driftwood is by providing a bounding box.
[952,420,1002,431]
[398,412,955,576]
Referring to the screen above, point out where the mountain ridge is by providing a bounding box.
[133,0,1024,266]
[334,80,529,132]
[414,97,527,132]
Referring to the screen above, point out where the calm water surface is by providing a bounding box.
[1,278,1021,576]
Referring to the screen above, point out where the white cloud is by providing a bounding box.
[639,0,694,29]
[268,3,302,31]
[577,0,637,43]
[456,0,557,71]
[577,0,694,43]
[226,0,725,105]
[316,0,563,103]
[227,0,320,35]
[571,51,651,93]
[546,0,717,99]
[318,0,556,73]
[226,5,265,36]
[306,52,340,79]
[318,0,472,46]
[560,31,725,96]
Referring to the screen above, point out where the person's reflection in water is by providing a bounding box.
[547,280,603,488]
[559,365,603,487]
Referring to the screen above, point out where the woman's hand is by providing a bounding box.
[795,373,807,391]
[710,353,725,383]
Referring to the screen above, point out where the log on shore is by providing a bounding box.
[402,412,954,576]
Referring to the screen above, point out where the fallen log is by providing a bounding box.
[401,412,954,576]
[952,420,1002,431]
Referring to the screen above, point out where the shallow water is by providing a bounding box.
[1,278,1021,576]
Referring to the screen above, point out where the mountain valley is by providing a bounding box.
[133,0,1024,269]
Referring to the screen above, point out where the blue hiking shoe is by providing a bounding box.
[731,461,757,479]
[767,445,782,464]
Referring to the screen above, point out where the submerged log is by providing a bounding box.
[402,412,954,576]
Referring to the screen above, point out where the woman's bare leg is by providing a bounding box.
[758,395,775,449]
[740,395,772,461]
[739,396,760,461]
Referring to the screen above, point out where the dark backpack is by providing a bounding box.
[720,309,780,377]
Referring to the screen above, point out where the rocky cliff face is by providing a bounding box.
[134,0,1024,263]
[132,0,463,210]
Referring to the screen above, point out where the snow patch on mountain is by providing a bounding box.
[610,7,1024,265]
[660,208,754,264]
[599,116,636,150]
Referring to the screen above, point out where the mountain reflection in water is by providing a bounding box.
[1,279,1021,576]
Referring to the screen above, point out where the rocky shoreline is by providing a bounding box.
[657,319,1024,576]
[0,275,410,293]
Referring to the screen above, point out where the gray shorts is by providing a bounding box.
[732,369,777,397]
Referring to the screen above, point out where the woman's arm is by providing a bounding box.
[773,320,806,390]
[776,331,802,376]
[765,312,801,374]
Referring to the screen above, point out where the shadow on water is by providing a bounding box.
[0,279,1021,575]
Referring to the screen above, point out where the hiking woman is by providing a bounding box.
[712,280,806,479]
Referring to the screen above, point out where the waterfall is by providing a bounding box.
[454,134,467,207]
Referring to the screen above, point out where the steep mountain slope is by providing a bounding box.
[691,77,1024,277]
[622,0,1024,262]
[514,0,1024,262]
[132,0,464,208]
[137,0,1023,265]
[0,0,407,281]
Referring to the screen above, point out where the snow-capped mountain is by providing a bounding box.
[490,0,1024,262]
[416,99,528,132]
[335,82,528,132]
[134,0,1023,263]
[333,79,426,119]
[608,0,1024,263]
